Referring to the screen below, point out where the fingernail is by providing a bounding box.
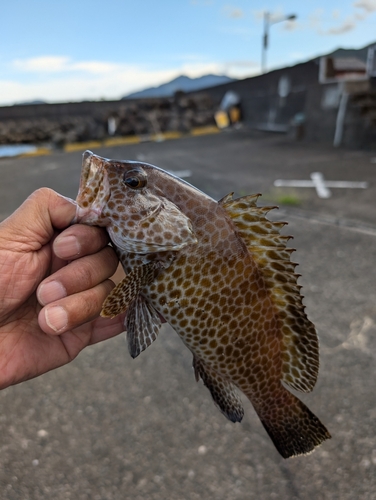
[45,306,68,333]
[38,281,67,306]
[54,235,80,259]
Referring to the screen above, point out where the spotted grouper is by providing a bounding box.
[75,150,331,458]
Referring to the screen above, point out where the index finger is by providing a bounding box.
[53,224,111,260]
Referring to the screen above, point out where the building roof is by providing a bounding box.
[333,57,366,72]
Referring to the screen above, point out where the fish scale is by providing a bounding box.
[75,150,331,459]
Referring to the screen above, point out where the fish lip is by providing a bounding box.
[79,150,95,191]
[74,205,104,224]
[75,150,110,224]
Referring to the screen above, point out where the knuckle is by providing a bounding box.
[78,260,98,288]
[77,225,109,249]
[29,187,56,206]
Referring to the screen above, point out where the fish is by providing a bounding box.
[75,150,331,459]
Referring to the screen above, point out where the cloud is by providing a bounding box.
[308,9,324,30]
[253,9,264,21]
[253,6,373,38]
[3,57,182,104]
[281,19,299,32]
[354,0,376,13]
[1,55,256,105]
[223,6,244,19]
[307,1,376,36]
[13,56,122,75]
[13,56,70,72]
[222,60,259,78]
[321,18,357,35]
[0,68,178,105]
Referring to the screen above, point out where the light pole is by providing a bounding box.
[262,12,297,74]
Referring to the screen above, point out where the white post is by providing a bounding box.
[333,84,349,148]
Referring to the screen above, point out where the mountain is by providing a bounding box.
[14,99,47,105]
[123,74,236,99]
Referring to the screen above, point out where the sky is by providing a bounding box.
[1,0,376,105]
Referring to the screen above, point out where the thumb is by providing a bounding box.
[0,188,77,252]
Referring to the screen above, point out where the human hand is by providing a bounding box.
[0,188,125,389]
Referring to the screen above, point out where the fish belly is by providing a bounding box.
[144,249,331,458]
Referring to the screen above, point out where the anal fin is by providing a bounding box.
[125,295,162,358]
[193,357,244,423]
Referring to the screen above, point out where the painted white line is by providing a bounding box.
[310,172,331,198]
[168,170,192,179]
[274,171,368,199]
[279,209,376,237]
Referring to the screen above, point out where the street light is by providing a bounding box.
[261,12,297,74]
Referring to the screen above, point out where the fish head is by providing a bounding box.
[75,151,197,253]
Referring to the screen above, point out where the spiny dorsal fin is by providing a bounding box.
[219,193,319,393]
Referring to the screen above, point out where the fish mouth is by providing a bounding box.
[80,150,102,192]
[74,150,110,225]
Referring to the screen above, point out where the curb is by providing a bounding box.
[19,125,220,158]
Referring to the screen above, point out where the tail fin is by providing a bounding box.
[253,391,331,459]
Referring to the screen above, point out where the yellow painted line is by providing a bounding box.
[104,136,141,147]
[148,132,183,142]
[158,131,183,140]
[191,125,220,136]
[13,125,222,158]
[64,140,102,152]
[20,147,51,157]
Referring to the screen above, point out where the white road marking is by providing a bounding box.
[274,171,368,199]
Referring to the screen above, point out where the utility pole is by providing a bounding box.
[262,12,297,74]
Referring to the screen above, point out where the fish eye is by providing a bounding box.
[123,169,147,189]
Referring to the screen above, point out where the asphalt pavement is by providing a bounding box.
[1,129,376,500]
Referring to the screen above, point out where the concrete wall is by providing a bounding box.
[1,57,375,149]
[194,60,320,132]
[198,61,376,149]
[304,80,376,148]
[304,83,339,144]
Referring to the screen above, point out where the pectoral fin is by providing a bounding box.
[193,356,244,423]
[101,261,163,318]
[125,295,162,358]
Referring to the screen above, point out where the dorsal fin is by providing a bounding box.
[219,193,319,393]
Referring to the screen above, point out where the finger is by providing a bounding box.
[37,245,118,306]
[38,279,115,334]
[0,188,77,252]
[87,313,127,344]
[54,313,127,363]
[53,224,110,260]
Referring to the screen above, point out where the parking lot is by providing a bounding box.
[1,129,376,499]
